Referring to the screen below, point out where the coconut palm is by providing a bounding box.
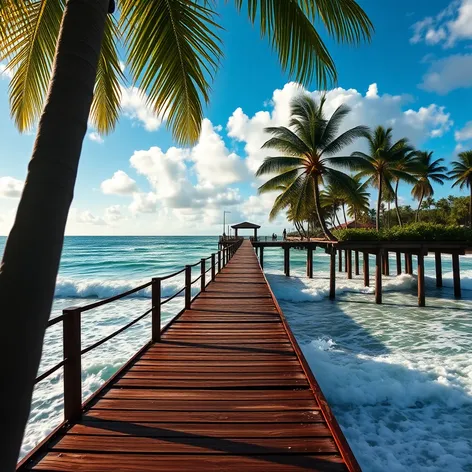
[321,183,344,228]
[345,176,370,226]
[350,126,413,231]
[392,147,419,227]
[411,151,448,222]
[449,150,472,227]
[256,94,369,240]
[0,2,374,469]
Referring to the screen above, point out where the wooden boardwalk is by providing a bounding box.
[22,240,359,471]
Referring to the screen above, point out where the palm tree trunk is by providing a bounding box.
[376,173,382,231]
[342,203,348,226]
[394,178,403,227]
[313,179,336,240]
[0,1,109,469]
[416,192,424,222]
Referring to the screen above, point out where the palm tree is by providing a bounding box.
[345,176,370,226]
[350,126,413,231]
[256,94,369,240]
[321,183,343,228]
[0,2,374,469]
[392,147,419,227]
[411,151,448,222]
[449,151,472,227]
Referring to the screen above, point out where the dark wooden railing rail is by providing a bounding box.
[33,239,242,426]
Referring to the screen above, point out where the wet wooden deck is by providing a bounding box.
[22,240,359,471]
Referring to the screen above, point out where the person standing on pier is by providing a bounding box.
[283,229,287,240]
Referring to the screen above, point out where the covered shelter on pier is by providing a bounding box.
[231,221,260,239]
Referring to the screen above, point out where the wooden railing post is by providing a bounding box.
[211,253,216,281]
[201,259,206,292]
[151,278,161,342]
[218,250,221,272]
[63,308,82,423]
[185,265,191,309]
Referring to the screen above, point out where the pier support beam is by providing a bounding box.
[383,252,390,276]
[396,252,402,275]
[306,247,313,278]
[260,246,264,269]
[452,253,461,299]
[355,251,360,276]
[435,251,442,287]
[417,251,425,307]
[375,251,383,304]
[363,252,369,287]
[329,248,336,300]
[347,250,352,279]
[344,250,348,272]
[284,247,290,277]
[338,249,342,272]
[405,253,413,275]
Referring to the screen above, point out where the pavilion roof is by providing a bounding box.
[231,221,261,229]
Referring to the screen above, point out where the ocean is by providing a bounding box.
[1,236,471,471]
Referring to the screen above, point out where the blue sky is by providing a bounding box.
[1,0,472,235]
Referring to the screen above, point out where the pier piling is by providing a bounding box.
[347,250,352,279]
[417,252,425,307]
[363,252,369,287]
[355,251,360,276]
[452,253,461,298]
[375,251,382,304]
[396,252,402,275]
[307,247,313,278]
[284,246,290,277]
[338,249,342,272]
[435,252,442,287]
[330,248,336,300]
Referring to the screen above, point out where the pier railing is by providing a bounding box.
[33,239,242,425]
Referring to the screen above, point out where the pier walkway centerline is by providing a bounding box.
[19,240,360,472]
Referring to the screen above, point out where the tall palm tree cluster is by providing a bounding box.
[257,95,472,239]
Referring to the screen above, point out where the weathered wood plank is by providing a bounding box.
[24,240,357,472]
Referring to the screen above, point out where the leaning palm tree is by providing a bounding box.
[350,126,413,231]
[449,151,472,227]
[0,2,374,469]
[411,151,448,222]
[256,94,369,240]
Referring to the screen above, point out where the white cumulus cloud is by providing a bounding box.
[419,54,472,94]
[191,118,248,187]
[0,176,24,198]
[120,85,163,131]
[88,131,104,144]
[410,0,472,47]
[101,170,139,195]
[455,121,472,142]
[227,82,452,174]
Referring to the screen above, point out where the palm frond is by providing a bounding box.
[234,0,337,87]
[1,0,65,131]
[89,15,124,134]
[262,126,310,155]
[268,172,306,220]
[321,124,369,156]
[257,168,300,193]
[120,0,223,144]
[255,156,305,177]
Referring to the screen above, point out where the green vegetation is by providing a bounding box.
[334,223,472,243]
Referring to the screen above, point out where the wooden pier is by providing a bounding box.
[18,240,359,472]
[245,239,470,307]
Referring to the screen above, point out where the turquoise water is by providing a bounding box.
[1,236,471,471]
